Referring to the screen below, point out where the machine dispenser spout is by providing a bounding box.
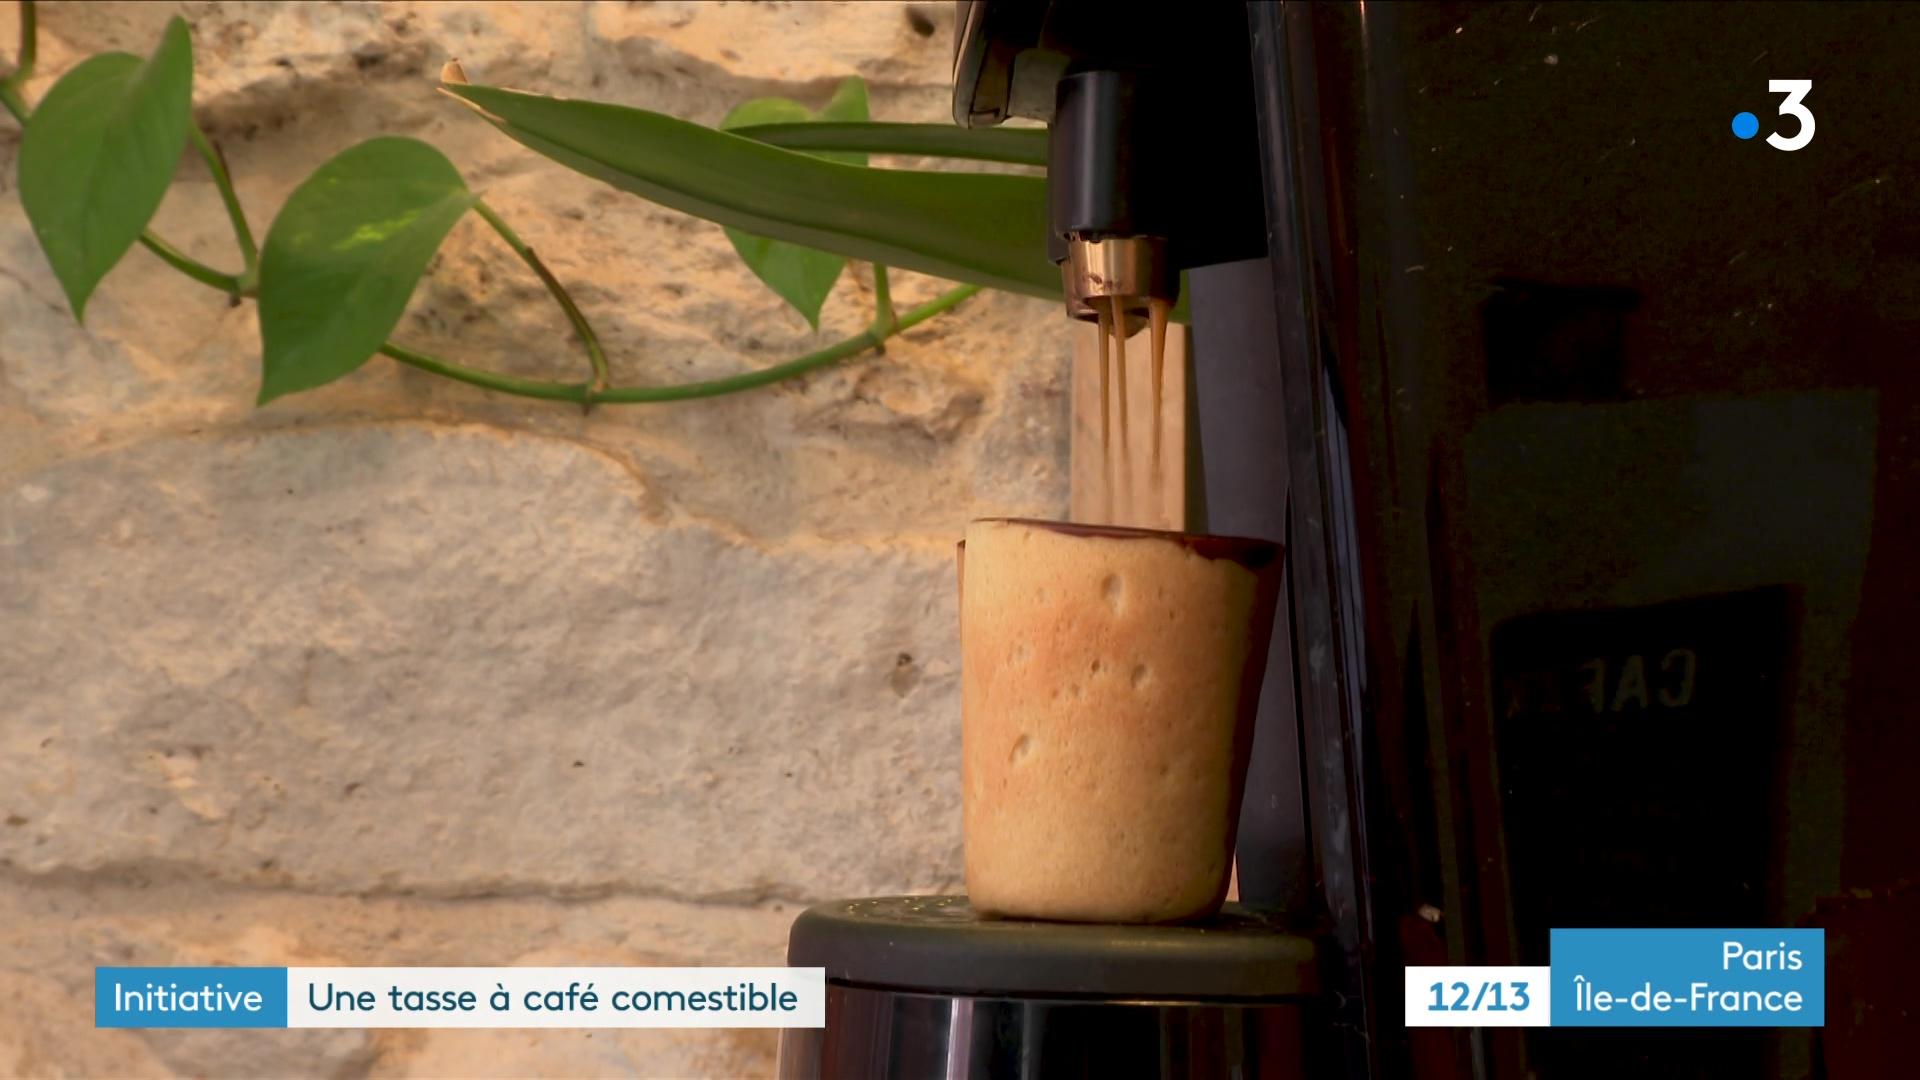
[1062,236,1171,337]
[1049,68,1179,337]
[951,1,1268,330]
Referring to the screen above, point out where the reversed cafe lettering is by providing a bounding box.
[1504,648,1697,717]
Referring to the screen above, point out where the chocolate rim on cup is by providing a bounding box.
[957,517,1283,924]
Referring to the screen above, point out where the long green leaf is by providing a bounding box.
[719,77,869,327]
[18,16,194,320]
[256,137,475,404]
[444,82,1059,300]
[732,122,1048,166]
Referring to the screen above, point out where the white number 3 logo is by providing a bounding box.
[1768,80,1815,152]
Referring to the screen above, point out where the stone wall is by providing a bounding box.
[0,3,1070,1075]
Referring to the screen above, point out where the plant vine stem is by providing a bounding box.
[472,197,609,398]
[870,264,896,339]
[12,0,31,85]
[380,342,590,402]
[0,77,24,122]
[383,283,980,405]
[137,234,242,293]
[190,123,257,286]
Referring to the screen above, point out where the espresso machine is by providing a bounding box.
[782,3,1920,1077]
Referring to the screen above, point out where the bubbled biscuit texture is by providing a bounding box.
[959,520,1261,923]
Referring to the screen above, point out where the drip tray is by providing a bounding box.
[777,896,1325,1080]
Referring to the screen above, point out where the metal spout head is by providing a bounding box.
[1062,235,1173,337]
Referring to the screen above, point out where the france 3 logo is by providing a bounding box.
[1732,80,1813,151]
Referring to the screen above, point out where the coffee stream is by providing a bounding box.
[1094,296,1175,528]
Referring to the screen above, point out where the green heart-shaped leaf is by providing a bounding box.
[256,137,475,404]
[18,16,194,320]
[719,77,870,328]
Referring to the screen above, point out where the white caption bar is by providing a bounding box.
[287,967,824,1028]
[1405,966,1552,1027]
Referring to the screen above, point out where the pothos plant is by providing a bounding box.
[0,1,1094,409]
